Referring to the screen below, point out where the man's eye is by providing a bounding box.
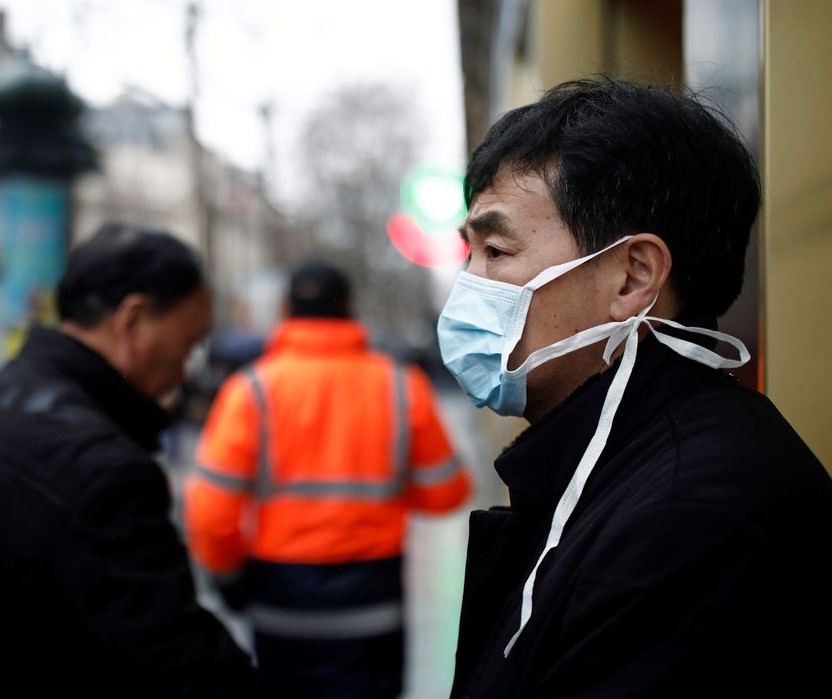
[485,245,504,260]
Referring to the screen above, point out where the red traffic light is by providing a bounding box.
[386,212,468,268]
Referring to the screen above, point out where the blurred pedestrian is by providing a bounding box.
[439,76,832,698]
[183,258,473,698]
[0,222,255,697]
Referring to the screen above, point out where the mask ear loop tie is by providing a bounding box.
[503,312,646,657]
[502,311,749,658]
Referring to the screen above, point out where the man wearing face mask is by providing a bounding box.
[439,76,832,698]
[0,222,255,697]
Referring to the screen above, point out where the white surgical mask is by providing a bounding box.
[437,237,632,416]
[437,236,750,656]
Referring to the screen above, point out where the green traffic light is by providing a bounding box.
[400,165,466,235]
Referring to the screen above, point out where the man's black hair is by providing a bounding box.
[288,259,351,319]
[464,75,761,319]
[57,221,205,327]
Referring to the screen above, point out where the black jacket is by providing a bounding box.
[0,326,254,698]
[452,334,832,698]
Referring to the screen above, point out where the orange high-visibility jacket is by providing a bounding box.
[184,318,473,577]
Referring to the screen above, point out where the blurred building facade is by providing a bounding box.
[75,87,290,333]
[456,0,832,471]
[0,8,295,353]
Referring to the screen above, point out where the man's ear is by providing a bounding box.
[111,293,149,341]
[609,234,673,321]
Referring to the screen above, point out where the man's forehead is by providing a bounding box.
[470,170,551,207]
[462,173,557,237]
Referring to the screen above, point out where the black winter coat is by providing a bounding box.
[451,334,832,698]
[0,326,254,698]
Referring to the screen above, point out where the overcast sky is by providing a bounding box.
[0,0,467,205]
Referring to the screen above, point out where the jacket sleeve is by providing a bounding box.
[183,371,259,578]
[403,365,473,514]
[61,454,255,698]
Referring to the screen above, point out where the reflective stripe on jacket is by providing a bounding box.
[183,318,472,576]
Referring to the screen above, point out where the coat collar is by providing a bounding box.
[17,325,170,452]
[495,323,724,511]
[265,318,368,356]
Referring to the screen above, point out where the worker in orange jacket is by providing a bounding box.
[183,258,473,699]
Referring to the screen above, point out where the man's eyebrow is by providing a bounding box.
[465,210,510,235]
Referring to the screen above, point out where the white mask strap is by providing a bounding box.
[524,236,633,291]
[502,237,634,367]
[503,318,642,656]
[506,299,655,377]
[503,313,749,657]
[646,318,750,369]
